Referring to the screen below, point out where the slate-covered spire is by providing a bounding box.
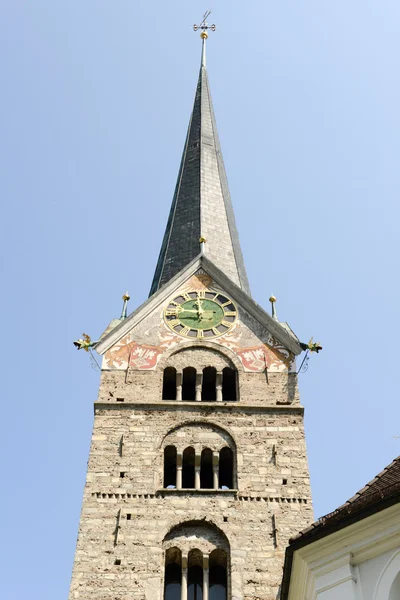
[149,36,250,297]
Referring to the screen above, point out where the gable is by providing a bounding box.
[100,268,297,374]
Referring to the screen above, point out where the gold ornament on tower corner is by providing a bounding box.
[73,333,93,351]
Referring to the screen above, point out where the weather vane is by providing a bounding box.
[193,10,216,38]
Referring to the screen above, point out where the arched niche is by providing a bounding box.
[374,549,400,600]
[390,572,400,600]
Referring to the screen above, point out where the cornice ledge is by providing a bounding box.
[94,401,304,414]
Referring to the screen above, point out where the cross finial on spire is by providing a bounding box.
[194,10,216,67]
[193,10,216,37]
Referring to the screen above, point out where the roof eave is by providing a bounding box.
[280,490,400,600]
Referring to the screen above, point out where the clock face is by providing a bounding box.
[164,291,237,338]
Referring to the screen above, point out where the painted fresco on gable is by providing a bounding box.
[102,271,295,372]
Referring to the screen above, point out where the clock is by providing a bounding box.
[164,291,238,338]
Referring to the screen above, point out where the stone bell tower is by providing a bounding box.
[69,27,314,600]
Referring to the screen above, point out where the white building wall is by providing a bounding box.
[389,572,400,600]
[310,549,400,600]
[288,504,400,600]
[359,549,395,600]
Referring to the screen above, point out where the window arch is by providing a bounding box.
[160,345,240,402]
[164,446,177,488]
[182,368,196,401]
[164,547,182,600]
[163,521,230,600]
[200,448,213,489]
[202,367,216,401]
[162,423,237,491]
[219,447,233,490]
[163,367,177,400]
[222,368,236,401]
[188,549,203,600]
[182,447,195,488]
[209,549,227,600]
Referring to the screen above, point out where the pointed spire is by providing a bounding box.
[149,33,250,297]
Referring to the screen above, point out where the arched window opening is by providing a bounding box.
[219,447,234,489]
[390,572,400,600]
[182,447,195,488]
[222,368,236,401]
[188,549,203,600]
[200,448,213,489]
[163,523,230,600]
[202,367,216,401]
[165,547,182,600]
[164,446,177,488]
[209,550,227,600]
[182,367,196,401]
[163,367,177,400]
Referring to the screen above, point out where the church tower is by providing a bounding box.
[69,29,314,600]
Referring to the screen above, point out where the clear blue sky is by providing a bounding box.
[1,1,400,598]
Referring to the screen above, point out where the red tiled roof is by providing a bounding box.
[291,455,400,544]
[281,456,400,600]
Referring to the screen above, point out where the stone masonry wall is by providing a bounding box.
[98,370,300,407]
[69,348,313,600]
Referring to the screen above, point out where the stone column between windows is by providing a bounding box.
[195,452,201,489]
[212,451,219,489]
[181,553,188,600]
[216,372,223,402]
[176,452,183,489]
[176,372,183,401]
[203,554,209,600]
[195,373,202,402]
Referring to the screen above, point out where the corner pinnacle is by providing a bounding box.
[269,295,278,321]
